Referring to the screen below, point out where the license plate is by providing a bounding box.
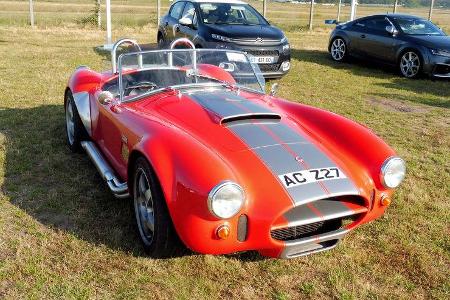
[278,167,346,189]
[249,56,275,64]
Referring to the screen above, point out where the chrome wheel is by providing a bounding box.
[134,168,155,246]
[331,38,346,61]
[400,51,420,78]
[65,100,75,145]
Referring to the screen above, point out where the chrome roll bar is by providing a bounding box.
[112,38,142,74]
[168,38,196,70]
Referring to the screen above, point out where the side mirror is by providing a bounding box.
[270,83,279,97]
[385,25,398,36]
[98,91,114,105]
[179,17,193,27]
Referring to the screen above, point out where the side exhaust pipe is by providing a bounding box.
[81,141,129,199]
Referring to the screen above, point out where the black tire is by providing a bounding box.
[330,37,347,62]
[65,90,88,153]
[398,50,422,79]
[132,157,182,257]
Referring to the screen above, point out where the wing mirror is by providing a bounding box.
[269,83,279,97]
[386,25,398,36]
[179,17,193,27]
[98,91,114,105]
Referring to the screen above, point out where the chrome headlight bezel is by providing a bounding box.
[208,181,245,219]
[380,157,406,189]
[430,48,450,58]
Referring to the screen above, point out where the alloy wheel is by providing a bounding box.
[65,100,75,145]
[400,52,420,78]
[134,168,155,246]
[331,38,346,61]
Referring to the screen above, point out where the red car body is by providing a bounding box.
[65,45,402,259]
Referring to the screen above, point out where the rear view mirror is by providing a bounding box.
[385,25,398,36]
[219,62,235,72]
[179,17,193,27]
[270,83,279,97]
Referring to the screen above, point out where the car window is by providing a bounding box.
[170,2,185,20]
[199,3,267,25]
[366,17,391,32]
[181,2,197,25]
[394,18,444,35]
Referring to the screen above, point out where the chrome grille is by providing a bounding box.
[271,221,325,241]
[245,50,279,57]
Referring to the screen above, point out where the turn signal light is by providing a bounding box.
[381,196,391,206]
[216,225,230,240]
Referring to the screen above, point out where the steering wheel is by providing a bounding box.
[124,81,159,96]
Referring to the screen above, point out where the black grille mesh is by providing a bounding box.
[271,219,343,241]
[259,64,281,72]
[245,50,280,56]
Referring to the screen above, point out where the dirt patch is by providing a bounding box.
[368,97,429,113]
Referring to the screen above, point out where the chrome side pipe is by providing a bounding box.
[81,141,129,198]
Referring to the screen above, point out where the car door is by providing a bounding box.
[346,19,370,56]
[166,1,186,41]
[178,2,199,41]
[358,17,398,62]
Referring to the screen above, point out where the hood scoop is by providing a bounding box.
[221,113,281,125]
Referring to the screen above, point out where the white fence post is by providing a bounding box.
[350,0,357,21]
[337,0,342,22]
[308,0,314,30]
[263,0,267,18]
[97,0,101,28]
[106,0,112,45]
[29,0,35,29]
[393,0,398,13]
[428,0,435,20]
[157,0,161,26]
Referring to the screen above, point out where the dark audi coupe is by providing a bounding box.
[328,14,450,78]
[157,0,291,78]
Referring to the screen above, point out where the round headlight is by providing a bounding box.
[380,157,406,188]
[208,181,245,219]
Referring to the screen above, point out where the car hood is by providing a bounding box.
[407,35,450,50]
[204,23,284,40]
[136,88,361,205]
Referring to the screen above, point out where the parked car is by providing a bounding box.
[328,14,450,78]
[157,0,291,78]
[64,38,405,259]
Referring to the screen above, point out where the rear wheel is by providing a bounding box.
[132,157,181,257]
[65,90,87,152]
[399,51,422,78]
[330,38,347,62]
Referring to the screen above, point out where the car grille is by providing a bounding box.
[245,50,280,57]
[259,64,281,72]
[271,196,368,241]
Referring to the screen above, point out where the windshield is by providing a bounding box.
[112,49,265,102]
[395,18,444,35]
[199,3,267,25]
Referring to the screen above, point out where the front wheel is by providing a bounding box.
[399,51,422,78]
[132,157,182,257]
[330,38,347,62]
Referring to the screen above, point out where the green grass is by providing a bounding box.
[0,3,449,299]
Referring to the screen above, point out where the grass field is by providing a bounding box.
[0,1,449,299]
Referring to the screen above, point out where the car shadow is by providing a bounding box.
[0,104,149,257]
[290,48,450,107]
[0,104,267,261]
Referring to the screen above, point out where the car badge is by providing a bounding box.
[255,37,263,44]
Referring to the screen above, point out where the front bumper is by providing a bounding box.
[204,41,291,79]
[425,52,450,78]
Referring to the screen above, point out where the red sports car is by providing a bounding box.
[64,38,406,258]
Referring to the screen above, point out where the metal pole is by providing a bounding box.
[350,0,357,21]
[97,0,101,28]
[106,0,112,45]
[308,0,314,30]
[157,0,161,26]
[428,0,435,20]
[337,0,342,22]
[263,0,267,18]
[393,0,398,13]
[29,0,35,29]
